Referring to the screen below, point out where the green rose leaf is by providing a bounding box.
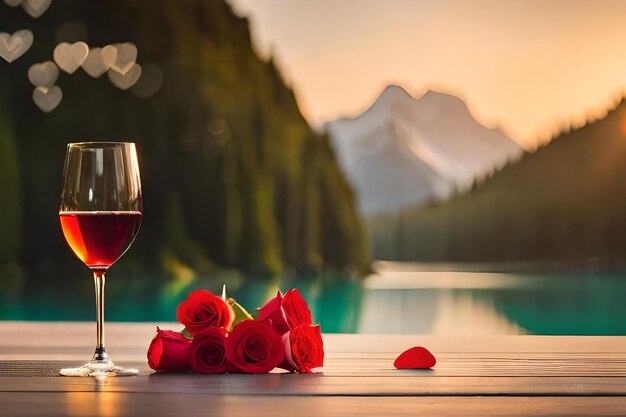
[228,298,253,330]
[221,284,253,330]
[180,327,193,339]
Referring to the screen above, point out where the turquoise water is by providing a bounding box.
[2,264,626,335]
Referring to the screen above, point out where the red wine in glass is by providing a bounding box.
[59,211,142,270]
[59,142,142,377]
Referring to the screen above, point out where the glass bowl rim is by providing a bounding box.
[67,141,136,147]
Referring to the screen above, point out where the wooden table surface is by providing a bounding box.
[1,322,626,416]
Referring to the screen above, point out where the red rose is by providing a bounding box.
[188,326,228,374]
[177,290,235,336]
[282,289,312,328]
[281,325,324,374]
[256,291,291,335]
[257,289,313,335]
[147,327,192,372]
[226,320,285,374]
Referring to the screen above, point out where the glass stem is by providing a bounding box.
[92,271,109,362]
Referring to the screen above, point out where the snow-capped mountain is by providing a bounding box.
[327,85,524,215]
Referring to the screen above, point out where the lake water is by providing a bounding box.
[2,262,626,335]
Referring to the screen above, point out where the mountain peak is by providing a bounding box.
[365,86,472,122]
[368,85,414,114]
[376,85,463,104]
[379,84,413,101]
[328,84,524,215]
[417,89,469,110]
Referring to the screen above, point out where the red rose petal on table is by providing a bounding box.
[394,346,436,369]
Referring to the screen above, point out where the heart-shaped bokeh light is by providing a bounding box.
[53,41,89,74]
[32,85,62,113]
[0,30,34,63]
[28,61,59,88]
[108,63,142,90]
[3,0,23,7]
[82,46,117,78]
[21,0,52,18]
[109,42,138,75]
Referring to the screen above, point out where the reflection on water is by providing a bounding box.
[359,263,525,334]
[361,263,626,335]
[358,289,524,334]
[2,262,626,335]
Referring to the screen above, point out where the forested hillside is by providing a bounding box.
[371,99,626,267]
[0,0,368,289]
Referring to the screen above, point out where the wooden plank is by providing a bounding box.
[3,354,626,377]
[2,393,626,417]
[1,374,626,396]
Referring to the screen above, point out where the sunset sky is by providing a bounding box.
[228,0,626,149]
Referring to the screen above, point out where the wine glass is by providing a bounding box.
[58,142,142,377]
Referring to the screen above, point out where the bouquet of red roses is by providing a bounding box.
[147,288,324,374]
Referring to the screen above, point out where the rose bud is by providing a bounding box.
[188,326,229,374]
[282,289,312,328]
[256,291,291,335]
[177,290,235,336]
[226,320,285,374]
[147,327,192,372]
[280,324,324,374]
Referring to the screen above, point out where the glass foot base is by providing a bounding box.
[60,359,139,377]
